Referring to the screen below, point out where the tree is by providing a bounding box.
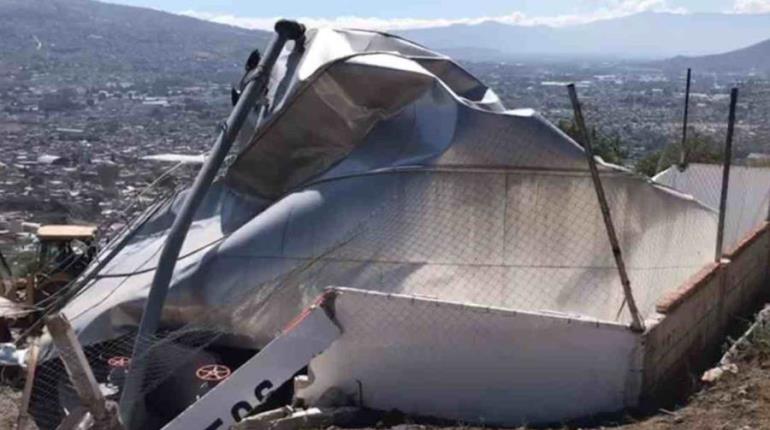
[557,119,628,165]
[681,132,723,165]
[634,132,724,178]
[635,150,662,177]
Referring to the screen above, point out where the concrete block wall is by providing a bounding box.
[640,222,770,405]
[723,224,770,322]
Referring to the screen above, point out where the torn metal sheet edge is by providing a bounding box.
[162,293,341,430]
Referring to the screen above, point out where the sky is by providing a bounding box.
[104,0,770,30]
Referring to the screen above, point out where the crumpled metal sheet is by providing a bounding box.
[226,28,503,197]
[58,28,717,353]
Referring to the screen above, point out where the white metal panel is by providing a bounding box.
[298,287,642,426]
[655,163,770,250]
[163,302,340,430]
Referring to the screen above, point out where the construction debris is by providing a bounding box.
[232,406,362,430]
[2,19,769,430]
[45,314,124,430]
[162,298,340,430]
[702,305,770,383]
[701,363,739,383]
[0,342,27,366]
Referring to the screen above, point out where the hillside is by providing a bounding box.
[398,12,770,60]
[662,38,770,73]
[0,0,270,83]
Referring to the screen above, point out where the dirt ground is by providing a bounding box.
[614,325,770,430]
[618,372,770,429]
[2,324,770,430]
[0,384,25,430]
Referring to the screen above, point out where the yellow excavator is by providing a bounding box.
[32,225,98,301]
[0,225,97,339]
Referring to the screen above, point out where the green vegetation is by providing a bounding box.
[634,151,663,178]
[557,119,628,165]
[557,120,726,179]
[634,132,725,177]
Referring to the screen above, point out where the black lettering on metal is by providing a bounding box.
[255,380,274,402]
[204,418,223,430]
[230,401,253,422]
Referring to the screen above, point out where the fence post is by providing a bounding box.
[678,68,692,168]
[567,84,645,332]
[715,88,739,261]
[656,68,693,174]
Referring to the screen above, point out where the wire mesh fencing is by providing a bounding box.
[29,163,769,429]
[653,87,770,258]
[26,87,770,430]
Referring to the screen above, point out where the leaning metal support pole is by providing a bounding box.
[567,84,645,332]
[678,68,692,168]
[119,20,306,427]
[715,88,739,262]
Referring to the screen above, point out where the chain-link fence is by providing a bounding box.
[24,80,770,430]
[29,169,731,427]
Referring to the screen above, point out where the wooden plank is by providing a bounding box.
[55,407,87,430]
[46,313,108,419]
[16,340,40,430]
[45,313,123,429]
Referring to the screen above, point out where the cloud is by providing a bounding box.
[732,0,770,13]
[179,11,527,31]
[180,0,687,31]
[526,0,687,27]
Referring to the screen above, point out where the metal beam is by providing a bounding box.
[118,20,306,428]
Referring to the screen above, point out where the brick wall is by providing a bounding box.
[640,222,770,405]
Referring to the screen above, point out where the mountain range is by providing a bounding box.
[2,0,770,78]
[398,12,770,61]
[661,38,770,73]
[0,0,269,81]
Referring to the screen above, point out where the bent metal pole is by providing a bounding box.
[118,20,306,427]
[567,84,645,332]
